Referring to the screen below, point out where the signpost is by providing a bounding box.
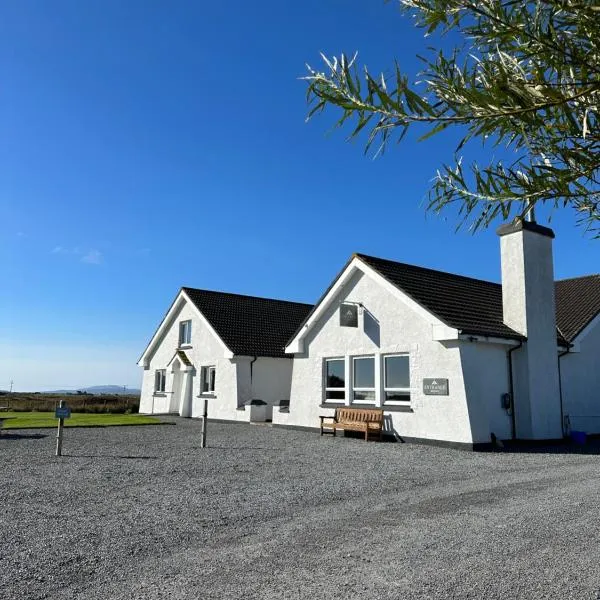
[423,378,449,396]
[55,400,71,456]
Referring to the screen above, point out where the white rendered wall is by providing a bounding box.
[251,358,293,405]
[459,342,513,441]
[500,228,562,439]
[138,299,240,420]
[281,269,486,444]
[561,320,600,433]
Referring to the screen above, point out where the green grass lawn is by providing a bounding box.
[0,412,163,429]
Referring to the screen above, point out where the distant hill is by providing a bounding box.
[45,385,141,395]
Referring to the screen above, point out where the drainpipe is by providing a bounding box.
[558,347,569,437]
[250,356,258,384]
[507,341,522,440]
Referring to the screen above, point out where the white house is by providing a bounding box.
[276,220,600,449]
[138,288,312,422]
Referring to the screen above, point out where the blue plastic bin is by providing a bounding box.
[570,430,587,445]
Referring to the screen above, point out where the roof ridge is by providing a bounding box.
[181,286,313,308]
[356,253,599,287]
[354,252,501,287]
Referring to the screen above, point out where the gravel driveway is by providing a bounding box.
[2,418,600,599]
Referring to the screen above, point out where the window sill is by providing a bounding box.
[319,403,345,409]
[278,408,290,414]
[178,344,193,350]
[153,392,167,397]
[197,393,216,399]
[319,403,413,413]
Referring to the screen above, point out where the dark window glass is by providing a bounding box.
[202,366,216,393]
[155,370,166,392]
[326,359,345,388]
[179,320,191,345]
[385,391,410,402]
[385,356,410,389]
[353,357,375,388]
[325,390,345,401]
[353,390,375,402]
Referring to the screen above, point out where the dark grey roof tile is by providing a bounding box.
[182,288,312,358]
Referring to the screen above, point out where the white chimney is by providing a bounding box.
[497,219,562,440]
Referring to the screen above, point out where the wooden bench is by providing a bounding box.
[320,407,384,442]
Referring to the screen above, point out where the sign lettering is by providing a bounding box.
[423,378,449,396]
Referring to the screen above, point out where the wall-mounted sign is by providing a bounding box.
[423,378,449,396]
[340,303,358,327]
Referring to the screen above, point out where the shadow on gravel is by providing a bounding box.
[61,454,159,460]
[0,432,48,440]
[190,445,283,451]
[502,440,600,455]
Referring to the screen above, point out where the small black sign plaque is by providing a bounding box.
[423,378,449,395]
[339,303,358,327]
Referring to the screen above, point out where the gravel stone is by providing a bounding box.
[2,418,600,599]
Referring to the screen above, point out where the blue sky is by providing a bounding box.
[2,1,597,392]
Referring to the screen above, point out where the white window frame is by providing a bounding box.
[201,365,216,394]
[154,369,166,393]
[324,358,346,404]
[352,355,376,405]
[179,320,192,346]
[383,354,411,405]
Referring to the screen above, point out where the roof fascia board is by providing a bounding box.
[432,324,460,341]
[285,257,450,354]
[285,261,359,353]
[457,333,522,346]
[138,292,187,367]
[138,290,234,367]
[569,310,600,352]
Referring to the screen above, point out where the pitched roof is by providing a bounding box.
[356,254,600,344]
[555,275,600,341]
[182,288,312,358]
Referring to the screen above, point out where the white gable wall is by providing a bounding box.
[139,297,296,422]
[139,299,239,419]
[282,272,510,443]
[561,319,600,433]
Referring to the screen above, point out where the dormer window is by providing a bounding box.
[179,320,192,346]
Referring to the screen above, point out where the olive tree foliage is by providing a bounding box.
[304,1,600,235]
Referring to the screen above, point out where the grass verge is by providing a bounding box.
[0,412,164,429]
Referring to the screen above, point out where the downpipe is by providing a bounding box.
[506,341,522,441]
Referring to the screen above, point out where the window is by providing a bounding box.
[352,356,375,404]
[179,320,192,346]
[201,366,216,394]
[324,358,345,402]
[154,369,166,393]
[384,355,410,404]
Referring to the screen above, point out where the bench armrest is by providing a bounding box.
[319,415,337,423]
